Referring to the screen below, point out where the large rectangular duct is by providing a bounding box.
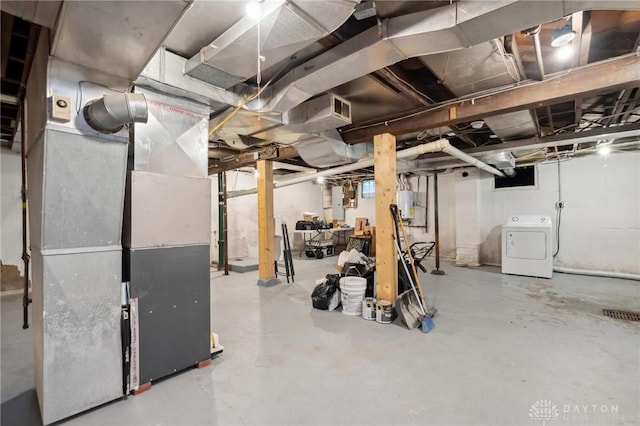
[250,93,353,144]
[24,2,192,422]
[133,89,210,178]
[124,171,211,249]
[31,249,123,424]
[419,41,537,140]
[296,130,368,168]
[125,87,211,388]
[184,0,357,88]
[51,0,190,80]
[26,31,130,425]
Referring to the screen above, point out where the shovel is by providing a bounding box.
[390,204,436,333]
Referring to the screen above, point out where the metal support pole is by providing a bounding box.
[20,93,32,328]
[223,172,229,275]
[217,173,225,270]
[431,171,445,276]
[217,172,229,275]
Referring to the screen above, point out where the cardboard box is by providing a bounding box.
[354,217,368,235]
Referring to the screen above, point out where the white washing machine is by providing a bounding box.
[501,215,553,278]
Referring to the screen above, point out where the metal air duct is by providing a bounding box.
[296,130,368,167]
[482,152,517,177]
[185,0,358,89]
[419,40,538,141]
[84,93,149,133]
[254,0,639,114]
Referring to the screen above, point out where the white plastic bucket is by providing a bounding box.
[340,276,367,315]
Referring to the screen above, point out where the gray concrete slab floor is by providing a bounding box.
[1,258,639,425]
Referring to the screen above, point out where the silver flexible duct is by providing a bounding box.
[84,93,149,133]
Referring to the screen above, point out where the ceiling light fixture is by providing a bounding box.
[597,141,612,156]
[556,44,574,61]
[316,176,325,184]
[246,0,262,20]
[471,120,484,129]
[551,25,576,47]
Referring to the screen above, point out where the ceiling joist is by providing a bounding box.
[341,53,640,144]
[208,146,298,174]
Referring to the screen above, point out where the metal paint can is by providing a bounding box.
[362,297,376,320]
[376,300,393,324]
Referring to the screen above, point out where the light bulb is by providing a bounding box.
[316,176,325,184]
[597,144,611,156]
[556,45,573,61]
[246,1,261,19]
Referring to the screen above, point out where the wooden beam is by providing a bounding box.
[574,12,592,127]
[256,160,276,285]
[342,54,640,144]
[208,146,298,174]
[1,14,13,79]
[374,133,397,304]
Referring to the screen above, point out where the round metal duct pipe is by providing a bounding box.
[502,167,517,177]
[84,93,148,133]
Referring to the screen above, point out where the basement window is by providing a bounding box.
[361,179,375,198]
[494,165,536,189]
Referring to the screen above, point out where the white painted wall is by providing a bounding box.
[211,171,324,260]
[477,151,640,274]
[321,173,458,260]
[315,151,639,275]
[1,147,24,274]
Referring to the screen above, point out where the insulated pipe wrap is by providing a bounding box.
[84,93,149,133]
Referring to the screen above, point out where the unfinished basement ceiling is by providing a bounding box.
[2,1,639,173]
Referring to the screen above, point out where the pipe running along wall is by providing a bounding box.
[227,139,504,197]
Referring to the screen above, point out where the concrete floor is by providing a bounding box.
[1,258,639,425]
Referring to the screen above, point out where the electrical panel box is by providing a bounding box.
[332,186,344,220]
[397,190,414,220]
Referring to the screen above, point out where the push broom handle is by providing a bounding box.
[397,210,425,300]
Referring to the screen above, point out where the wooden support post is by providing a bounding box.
[374,133,397,303]
[256,160,277,286]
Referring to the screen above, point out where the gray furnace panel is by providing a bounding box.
[126,245,211,384]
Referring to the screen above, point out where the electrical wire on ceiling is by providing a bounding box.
[385,67,434,103]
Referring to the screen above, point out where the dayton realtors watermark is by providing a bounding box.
[530,400,636,424]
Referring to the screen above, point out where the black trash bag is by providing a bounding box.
[311,274,341,310]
